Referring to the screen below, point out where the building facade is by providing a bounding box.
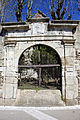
[0,17,80,106]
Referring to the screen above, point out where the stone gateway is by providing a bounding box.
[0,17,80,106]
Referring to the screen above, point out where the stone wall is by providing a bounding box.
[0,20,80,106]
[74,22,80,104]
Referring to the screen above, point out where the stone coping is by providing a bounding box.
[0,20,80,27]
[28,18,49,22]
[2,24,29,31]
[0,20,79,33]
[51,20,80,24]
[0,20,80,25]
[1,22,26,26]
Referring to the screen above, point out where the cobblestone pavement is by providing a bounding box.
[0,106,80,120]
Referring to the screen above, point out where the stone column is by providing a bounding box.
[3,43,17,99]
[0,35,4,99]
[75,22,80,104]
[64,42,78,103]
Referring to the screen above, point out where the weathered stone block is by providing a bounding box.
[65,57,74,66]
[66,84,78,99]
[74,85,78,98]
[75,64,80,70]
[0,60,4,66]
[5,71,16,76]
[0,98,4,105]
[5,77,18,84]
[15,90,65,106]
[32,23,47,35]
[3,83,17,99]
[66,76,74,85]
[55,48,64,58]
[66,85,74,99]
[65,47,75,57]
[66,99,78,106]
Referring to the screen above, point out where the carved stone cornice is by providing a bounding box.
[62,39,76,45]
[2,22,29,31]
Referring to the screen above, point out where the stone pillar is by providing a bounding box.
[3,43,17,99]
[0,40,4,99]
[64,42,78,103]
[75,22,80,104]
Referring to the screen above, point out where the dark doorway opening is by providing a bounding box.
[18,44,62,91]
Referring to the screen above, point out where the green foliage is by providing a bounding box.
[61,95,66,102]
[18,45,61,90]
[31,45,61,65]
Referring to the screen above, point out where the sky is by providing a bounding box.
[1,0,80,22]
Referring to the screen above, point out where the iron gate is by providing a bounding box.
[18,45,61,90]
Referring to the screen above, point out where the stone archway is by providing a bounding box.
[2,20,79,106]
[18,44,62,91]
[13,44,65,106]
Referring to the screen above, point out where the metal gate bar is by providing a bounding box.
[18,64,60,68]
[18,45,61,88]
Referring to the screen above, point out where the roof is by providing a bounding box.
[33,10,46,19]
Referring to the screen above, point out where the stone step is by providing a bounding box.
[15,90,65,106]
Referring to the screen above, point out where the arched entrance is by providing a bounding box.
[2,20,79,106]
[18,44,62,91]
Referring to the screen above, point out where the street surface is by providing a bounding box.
[0,106,80,120]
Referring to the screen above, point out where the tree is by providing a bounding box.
[0,1,1,21]
[19,45,61,89]
[41,0,80,20]
[15,0,33,22]
[78,0,80,11]
[0,0,80,22]
[0,0,7,22]
[0,0,42,22]
[3,0,33,22]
